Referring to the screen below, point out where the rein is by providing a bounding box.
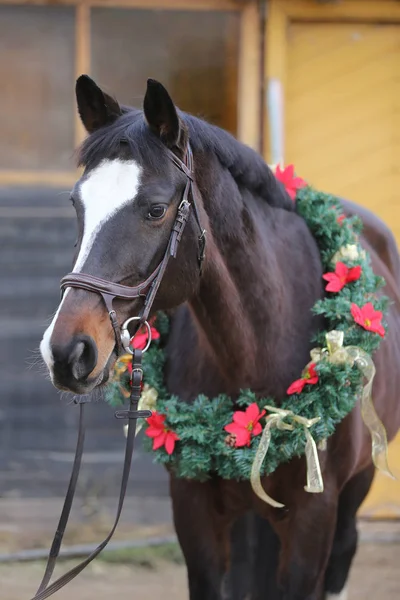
[30,143,205,599]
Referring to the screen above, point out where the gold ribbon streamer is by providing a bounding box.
[331,244,366,265]
[311,331,394,479]
[251,329,394,507]
[250,406,322,508]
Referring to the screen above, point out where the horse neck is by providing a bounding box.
[188,153,324,395]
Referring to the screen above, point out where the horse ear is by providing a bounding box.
[143,79,181,148]
[76,75,122,133]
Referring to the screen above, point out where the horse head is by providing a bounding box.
[40,75,205,394]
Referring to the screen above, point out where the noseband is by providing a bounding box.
[60,143,206,354]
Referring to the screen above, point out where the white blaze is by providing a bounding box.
[74,159,142,271]
[40,288,70,375]
[40,158,142,373]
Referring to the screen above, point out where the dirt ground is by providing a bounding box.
[1,497,399,599]
[1,541,399,600]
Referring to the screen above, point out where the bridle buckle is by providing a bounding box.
[120,317,152,354]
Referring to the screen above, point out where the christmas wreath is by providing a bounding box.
[106,166,392,506]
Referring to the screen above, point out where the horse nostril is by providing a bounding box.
[68,335,98,381]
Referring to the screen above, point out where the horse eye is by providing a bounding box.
[148,205,167,220]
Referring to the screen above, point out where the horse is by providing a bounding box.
[40,75,400,600]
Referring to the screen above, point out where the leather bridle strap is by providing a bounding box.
[168,145,205,265]
[34,400,87,596]
[60,143,205,353]
[30,350,149,600]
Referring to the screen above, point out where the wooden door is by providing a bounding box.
[285,21,400,517]
[0,5,76,174]
[286,22,400,239]
[90,8,240,135]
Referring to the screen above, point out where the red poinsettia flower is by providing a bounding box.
[131,322,160,350]
[323,262,362,292]
[287,363,319,395]
[351,302,385,337]
[274,164,307,201]
[145,412,179,455]
[337,214,346,225]
[224,403,266,448]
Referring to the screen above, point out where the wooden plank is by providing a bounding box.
[263,1,287,163]
[237,1,261,150]
[0,206,74,218]
[280,0,400,23]
[224,7,240,137]
[0,0,244,10]
[0,5,76,171]
[0,171,78,186]
[75,3,91,148]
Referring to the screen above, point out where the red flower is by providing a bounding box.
[224,403,266,447]
[323,262,362,292]
[351,302,385,337]
[287,363,319,395]
[337,214,346,225]
[131,324,160,350]
[274,164,307,201]
[145,412,179,455]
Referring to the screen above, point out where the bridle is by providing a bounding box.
[30,143,205,599]
[60,143,205,356]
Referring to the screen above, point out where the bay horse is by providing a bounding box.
[40,75,400,600]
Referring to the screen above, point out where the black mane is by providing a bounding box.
[77,108,294,212]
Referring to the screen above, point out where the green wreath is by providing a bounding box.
[106,169,389,486]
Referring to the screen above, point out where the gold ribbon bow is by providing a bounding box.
[250,407,323,508]
[331,244,366,265]
[114,355,158,439]
[311,330,394,479]
[113,354,134,399]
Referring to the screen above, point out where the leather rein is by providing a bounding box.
[30,143,205,599]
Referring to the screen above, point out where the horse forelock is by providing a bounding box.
[76,108,293,214]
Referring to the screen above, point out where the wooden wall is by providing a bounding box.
[266,0,400,518]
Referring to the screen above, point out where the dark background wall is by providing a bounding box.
[0,186,167,499]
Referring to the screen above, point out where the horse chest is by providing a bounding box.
[164,307,239,402]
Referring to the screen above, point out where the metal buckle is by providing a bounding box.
[131,366,144,381]
[120,316,152,354]
[178,199,191,211]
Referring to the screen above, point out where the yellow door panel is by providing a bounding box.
[285,22,400,517]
